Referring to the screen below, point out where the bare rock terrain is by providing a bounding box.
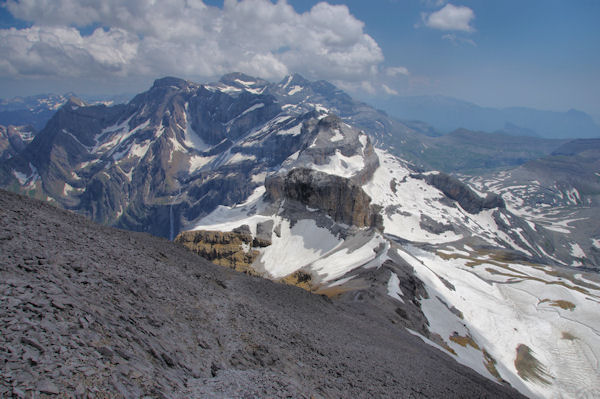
[0,189,525,398]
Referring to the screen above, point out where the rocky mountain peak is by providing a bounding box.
[151,76,192,90]
[278,72,310,89]
[219,72,269,91]
[278,113,379,185]
[64,96,86,109]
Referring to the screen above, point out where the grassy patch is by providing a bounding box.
[315,285,354,298]
[483,349,503,382]
[430,333,457,355]
[549,300,576,311]
[279,270,315,292]
[449,333,480,350]
[561,331,578,340]
[514,344,552,385]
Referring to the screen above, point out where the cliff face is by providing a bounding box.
[0,125,35,160]
[265,168,383,229]
[174,225,263,274]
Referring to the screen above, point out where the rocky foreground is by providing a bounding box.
[0,189,524,398]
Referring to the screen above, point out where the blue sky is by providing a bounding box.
[0,0,598,120]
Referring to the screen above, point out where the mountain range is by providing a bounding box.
[373,95,600,139]
[0,93,132,132]
[1,73,599,398]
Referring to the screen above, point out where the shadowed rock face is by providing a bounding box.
[266,167,383,229]
[0,188,526,398]
[0,125,35,160]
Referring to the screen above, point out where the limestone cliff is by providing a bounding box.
[175,225,260,274]
[265,168,383,229]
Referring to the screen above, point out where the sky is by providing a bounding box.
[0,0,599,121]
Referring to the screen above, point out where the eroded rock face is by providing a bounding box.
[0,125,35,160]
[413,172,505,214]
[265,168,383,229]
[174,226,259,274]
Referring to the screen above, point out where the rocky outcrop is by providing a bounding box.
[265,168,383,229]
[419,214,454,234]
[412,172,505,214]
[284,115,380,185]
[174,225,260,274]
[254,220,274,247]
[279,270,316,292]
[0,125,35,160]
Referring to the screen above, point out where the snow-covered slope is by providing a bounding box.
[463,140,600,269]
[185,119,600,399]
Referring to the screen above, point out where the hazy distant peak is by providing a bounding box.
[65,96,86,108]
[279,73,310,88]
[151,76,191,90]
[219,72,269,88]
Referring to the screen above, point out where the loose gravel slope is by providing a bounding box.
[0,189,524,398]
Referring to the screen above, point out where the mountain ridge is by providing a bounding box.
[373,94,600,139]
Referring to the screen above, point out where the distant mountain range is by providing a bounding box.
[0,93,132,131]
[374,95,600,139]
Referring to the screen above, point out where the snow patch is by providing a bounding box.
[330,128,343,142]
[251,172,267,183]
[182,103,211,151]
[287,85,303,95]
[234,78,256,86]
[277,123,302,136]
[62,182,79,196]
[218,85,242,93]
[311,150,364,178]
[13,170,28,185]
[189,155,214,173]
[570,243,585,258]
[226,153,256,165]
[387,272,404,303]
[240,103,264,117]
[129,141,150,159]
[260,219,343,279]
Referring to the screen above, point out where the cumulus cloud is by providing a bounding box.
[423,3,475,32]
[0,26,138,78]
[0,0,385,86]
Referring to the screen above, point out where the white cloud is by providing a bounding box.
[442,33,476,47]
[420,0,448,8]
[424,3,475,32]
[386,66,410,77]
[0,0,385,86]
[0,26,138,78]
[381,84,399,96]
